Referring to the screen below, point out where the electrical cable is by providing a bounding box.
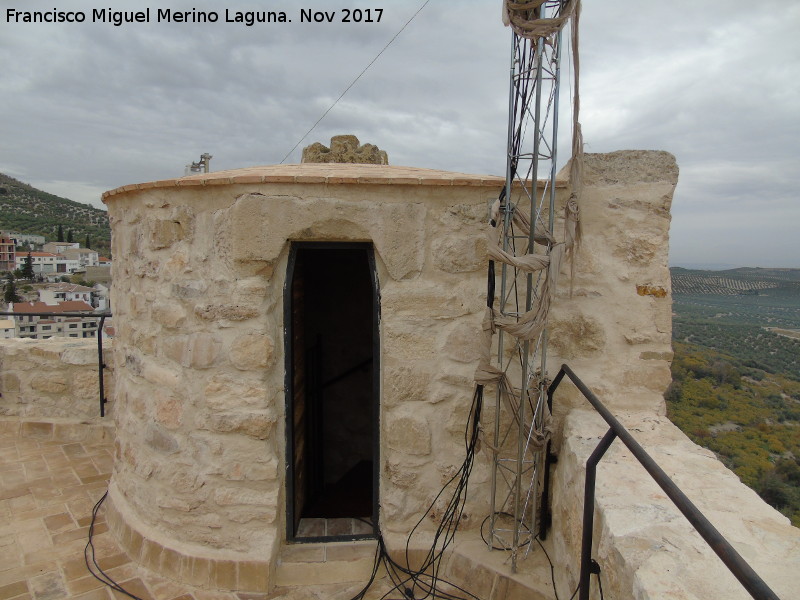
[280,0,431,164]
[84,491,145,600]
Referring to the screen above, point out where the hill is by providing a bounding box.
[0,173,110,252]
[669,267,800,525]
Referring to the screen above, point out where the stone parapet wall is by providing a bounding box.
[550,410,798,600]
[0,337,113,421]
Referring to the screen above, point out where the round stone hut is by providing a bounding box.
[102,161,510,592]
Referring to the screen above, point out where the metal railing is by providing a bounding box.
[543,364,781,600]
[0,311,112,417]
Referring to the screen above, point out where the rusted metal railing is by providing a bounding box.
[1,311,112,417]
[544,364,781,600]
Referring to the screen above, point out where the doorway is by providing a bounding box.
[285,243,379,541]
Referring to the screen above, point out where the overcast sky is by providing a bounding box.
[1,0,798,268]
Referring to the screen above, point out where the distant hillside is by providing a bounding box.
[0,173,110,251]
[672,267,800,295]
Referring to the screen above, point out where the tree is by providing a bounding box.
[4,273,21,303]
[21,252,35,280]
[57,224,64,242]
[67,229,73,243]
[84,234,91,249]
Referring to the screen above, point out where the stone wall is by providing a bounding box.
[0,337,114,422]
[103,164,510,591]
[544,152,798,600]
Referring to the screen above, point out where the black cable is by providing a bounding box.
[85,491,145,600]
[595,569,605,600]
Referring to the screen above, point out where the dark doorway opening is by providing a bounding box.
[285,243,379,541]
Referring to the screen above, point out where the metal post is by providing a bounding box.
[97,315,107,417]
[579,429,617,600]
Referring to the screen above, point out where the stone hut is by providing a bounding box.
[102,150,798,599]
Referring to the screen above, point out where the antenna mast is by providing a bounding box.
[486,0,578,571]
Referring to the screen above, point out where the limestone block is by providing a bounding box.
[386,406,432,456]
[381,281,476,320]
[155,390,183,430]
[442,322,482,364]
[548,312,605,359]
[152,304,187,329]
[383,364,433,406]
[60,345,97,365]
[149,207,195,250]
[204,374,268,409]
[194,304,259,322]
[145,424,179,454]
[186,333,221,369]
[215,485,270,506]
[165,468,204,495]
[230,195,426,281]
[141,361,181,389]
[582,150,679,186]
[223,457,279,482]
[171,280,207,299]
[229,333,274,371]
[431,235,487,274]
[163,333,221,369]
[2,373,20,392]
[71,371,99,400]
[385,460,419,488]
[200,411,276,440]
[439,203,488,228]
[302,135,389,165]
[31,377,67,394]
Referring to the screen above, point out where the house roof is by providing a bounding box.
[103,163,566,201]
[47,283,94,293]
[23,252,59,258]
[11,300,94,314]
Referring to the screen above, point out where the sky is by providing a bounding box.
[1,0,798,268]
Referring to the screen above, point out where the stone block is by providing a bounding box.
[2,372,20,392]
[384,364,433,405]
[431,234,487,274]
[443,322,482,364]
[194,304,259,322]
[201,411,275,440]
[214,485,277,507]
[386,408,432,456]
[145,424,179,454]
[60,346,98,365]
[229,333,274,371]
[149,208,194,250]
[548,313,605,359]
[152,304,187,329]
[31,377,67,394]
[155,390,183,429]
[238,560,270,592]
[204,374,268,409]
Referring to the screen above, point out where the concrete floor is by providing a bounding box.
[0,428,393,600]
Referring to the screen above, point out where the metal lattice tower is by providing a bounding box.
[487,0,568,571]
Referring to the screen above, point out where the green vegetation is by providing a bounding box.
[668,267,800,526]
[0,172,110,254]
[4,273,21,303]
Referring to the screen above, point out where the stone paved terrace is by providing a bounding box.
[0,424,398,600]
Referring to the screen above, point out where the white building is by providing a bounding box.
[39,283,94,305]
[61,247,100,268]
[0,319,15,339]
[8,300,99,339]
[15,252,59,274]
